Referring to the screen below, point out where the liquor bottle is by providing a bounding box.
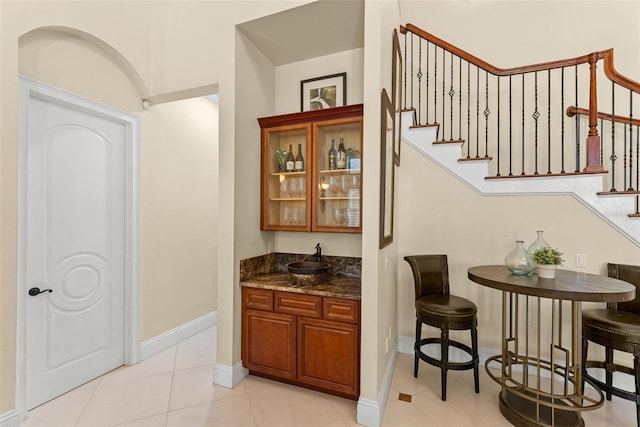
[337,137,347,169]
[295,143,304,171]
[286,145,294,172]
[328,139,337,170]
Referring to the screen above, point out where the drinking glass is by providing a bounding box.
[327,176,339,197]
[298,176,306,198]
[280,178,290,198]
[333,206,344,225]
[289,177,300,197]
[339,175,350,196]
[283,206,292,224]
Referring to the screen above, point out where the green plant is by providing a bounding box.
[275,149,288,164]
[532,247,564,265]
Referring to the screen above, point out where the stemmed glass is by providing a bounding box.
[280,178,290,198]
[289,177,299,198]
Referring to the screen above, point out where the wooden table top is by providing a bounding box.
[468,265,635,302]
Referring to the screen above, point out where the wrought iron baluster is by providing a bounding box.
[522,73,525,175]
[575,65,580,172]
[442,48,446,140]
[497,76,501,176]
[410,34,414,118]
[509,75,513,176]
[636,124,639,191]
[533,71,540,175]
[477,66,480,158]
[610,81,616,191]
[425,39,429,123]
[434,45,438,129]
[547,69,551,174]
[624,123,629,191]
[561,67,566,173]
[417,38,422,125]
[484,71,490,157]
[449,51,454,140]
[467,62,471,159]
[459,57,462,142]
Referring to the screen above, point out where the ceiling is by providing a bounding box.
[237,0,364,66]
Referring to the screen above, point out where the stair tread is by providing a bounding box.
[597,190,640,195]
[486,171,608,179]
[459,156,493,162]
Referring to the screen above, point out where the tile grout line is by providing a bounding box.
[163,343,180,426]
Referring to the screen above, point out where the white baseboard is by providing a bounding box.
[356,343,399,427]
[213,361,248,389]
[0,410,19,427]
[140,311,217,362]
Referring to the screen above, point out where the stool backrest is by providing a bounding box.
[607,263,640,313]
[404,255,450,300]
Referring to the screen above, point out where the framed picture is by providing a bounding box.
[379,88,395,248]
[300,72,347,112]
[391,29,403,166]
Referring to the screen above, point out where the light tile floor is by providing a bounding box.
[21,327,637,426]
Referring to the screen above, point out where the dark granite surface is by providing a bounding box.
[240,252,361,300]
[241,273,361,300]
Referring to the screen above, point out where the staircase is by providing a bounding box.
[401,109,640,246]
[398,24,640,247]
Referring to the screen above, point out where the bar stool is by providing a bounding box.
[404,254,479,401]
[582,262,640,427]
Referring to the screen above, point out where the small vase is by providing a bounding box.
[536,264,557,279]
[528,230,550,255]
[528,230,550,273]
[505,240,535,275]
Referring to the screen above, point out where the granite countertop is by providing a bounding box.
[241,272,361,300]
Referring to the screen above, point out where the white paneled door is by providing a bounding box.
[24,91,126,409]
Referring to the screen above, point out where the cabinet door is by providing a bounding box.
[260,123,311,231]
[312,117,362,233]
[243,309,296,380]
[297,317,359,398]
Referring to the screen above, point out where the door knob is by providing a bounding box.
[28,287,53,296]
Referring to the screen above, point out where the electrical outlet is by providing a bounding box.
[576,254,587,268]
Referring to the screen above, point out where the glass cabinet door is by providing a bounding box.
[261,124,311,231]
[313,117,362,232]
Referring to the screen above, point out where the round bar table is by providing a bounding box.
[468,265,635,427]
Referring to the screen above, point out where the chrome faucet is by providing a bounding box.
[314,243,322,262]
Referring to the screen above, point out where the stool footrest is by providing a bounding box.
[415,338,478,371]
[583,366,639,403]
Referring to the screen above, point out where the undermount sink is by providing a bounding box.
[286,261,330,286]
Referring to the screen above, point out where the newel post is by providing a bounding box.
[584,52,606,172]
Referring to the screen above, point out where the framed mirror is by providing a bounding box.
[379,89,395,248]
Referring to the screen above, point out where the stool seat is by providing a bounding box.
[582,262,640,427]
[416,295,477,322]
[405,254,479,402]
[583,308,640,346]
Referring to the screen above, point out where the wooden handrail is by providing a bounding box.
[601,49,640,94]
[567,106,640,127]
[400,23,607,76]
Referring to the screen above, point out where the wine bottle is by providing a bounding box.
[328,139,337,170]
[286,145,294,172]
[337,137,347,169]
[295,143,304,171]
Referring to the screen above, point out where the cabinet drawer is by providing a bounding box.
[323,298,359,324]
[243,287,273,311]
[274,291,322,318]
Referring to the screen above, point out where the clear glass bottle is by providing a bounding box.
[527,230,550,256]
[505,240,535,275]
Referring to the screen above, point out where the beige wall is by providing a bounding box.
[1,0,310,413]
[397,143,640,349]
[396,0,640,352]
[272,48,365,258]
[19,30,220,341]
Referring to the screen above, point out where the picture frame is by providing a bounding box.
[379,88,395,248]
[300,72,347,112]
[391,29,403,166]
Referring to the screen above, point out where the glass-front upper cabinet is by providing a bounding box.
[258,105,363,233]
